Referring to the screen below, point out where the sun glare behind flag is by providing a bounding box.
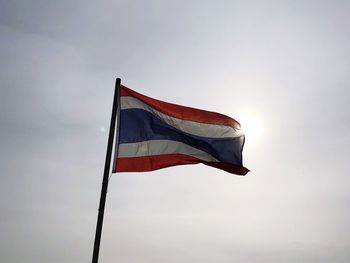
[113,85,249,175]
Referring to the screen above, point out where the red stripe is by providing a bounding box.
[202,161,249,175]
[120,85,241,128]
[114,154,249,175]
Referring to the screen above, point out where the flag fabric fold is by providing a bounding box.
[113,85,249,175]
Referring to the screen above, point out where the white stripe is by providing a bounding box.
[118,140,218,162]
[120,96,242,139]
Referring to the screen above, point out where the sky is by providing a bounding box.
[0,0,350,262]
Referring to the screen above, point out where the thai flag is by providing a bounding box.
[113,85,249,175]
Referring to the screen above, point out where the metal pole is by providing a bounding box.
[92,78,121,263]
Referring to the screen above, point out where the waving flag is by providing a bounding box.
[113,85,249,175]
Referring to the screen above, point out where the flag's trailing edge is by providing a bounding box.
[113,85,249,175]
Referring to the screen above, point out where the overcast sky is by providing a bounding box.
[1,1,350,262]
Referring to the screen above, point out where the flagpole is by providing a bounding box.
[92,78,121,263]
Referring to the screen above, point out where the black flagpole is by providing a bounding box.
[92,78,121,263]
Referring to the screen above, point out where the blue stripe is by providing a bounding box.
[119,109,244,165]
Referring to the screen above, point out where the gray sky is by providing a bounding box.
[1,1,350,262]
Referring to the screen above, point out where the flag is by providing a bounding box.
[113,85,249,175]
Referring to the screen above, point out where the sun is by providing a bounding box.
[235,111,264,146]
